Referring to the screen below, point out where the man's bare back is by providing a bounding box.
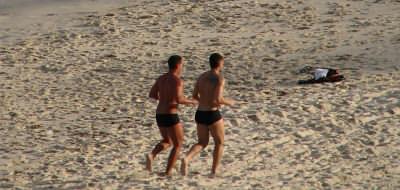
[195,71,223,111]
[194,71,234,110]
[153,73,181,114]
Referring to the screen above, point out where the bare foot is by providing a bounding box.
[145,154,153,172]
[209,173,217,179]
[158,172,172,178]
[180,158,189,176]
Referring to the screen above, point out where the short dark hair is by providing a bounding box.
[209,53,224,69]
[168,55,182,70]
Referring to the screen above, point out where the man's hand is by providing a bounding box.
[188,99,199,106]
[177,98,198,106]
[224,98,235,106]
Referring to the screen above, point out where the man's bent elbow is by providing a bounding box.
[178,96,192,104]
[149,94,158,100]
[193,95,199,101]
[176,99,186,104]
[215,98,225,105]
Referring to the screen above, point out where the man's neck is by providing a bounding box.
[211,68,221,74]
[168,70,180,77]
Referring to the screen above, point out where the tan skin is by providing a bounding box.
[181,59,235,177]
[146,59,197,176]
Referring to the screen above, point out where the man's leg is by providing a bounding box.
[165,123,184,176]
[209,119,224,176]
[181,124,209,176]
[146,127,171,172]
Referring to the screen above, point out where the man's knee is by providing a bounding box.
[214,140,224,147]
[157,143,171,150]
[163,143,172,149]
[160,140,172,148]
[199,141,209,148]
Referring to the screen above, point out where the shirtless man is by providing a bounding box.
[146,55,197,176]
[181,53,235,177]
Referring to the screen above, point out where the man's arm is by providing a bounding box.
[149,79,159,100]
[214,78,235,106]
[192,80,200,101]
[176,79,197,105]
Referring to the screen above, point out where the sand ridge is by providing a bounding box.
[0,0,400,189]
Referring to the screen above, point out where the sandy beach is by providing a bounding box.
[1,0,400,189]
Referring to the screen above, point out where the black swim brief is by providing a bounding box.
[195,110,222,126]
[156,114,180,127]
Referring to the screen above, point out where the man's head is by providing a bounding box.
[168,55,183,73]
[209,53,224,70]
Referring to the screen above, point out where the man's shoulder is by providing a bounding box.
[199,71,223,79]
[218,74,225,81]
[201,72,223,86]
[169,74,183,85]
[198,72,209,78]
[157,73,167,80]
[213,73,225,83]
[157,74,180,85]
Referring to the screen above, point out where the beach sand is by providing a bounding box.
[1,0,400,189]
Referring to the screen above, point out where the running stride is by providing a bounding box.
[181,53,235,177]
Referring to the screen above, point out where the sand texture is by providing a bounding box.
[1,0,400,189]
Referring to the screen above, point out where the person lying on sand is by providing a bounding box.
[298,67,345,84]
[146,55,197,176]
[181,53,235,177]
